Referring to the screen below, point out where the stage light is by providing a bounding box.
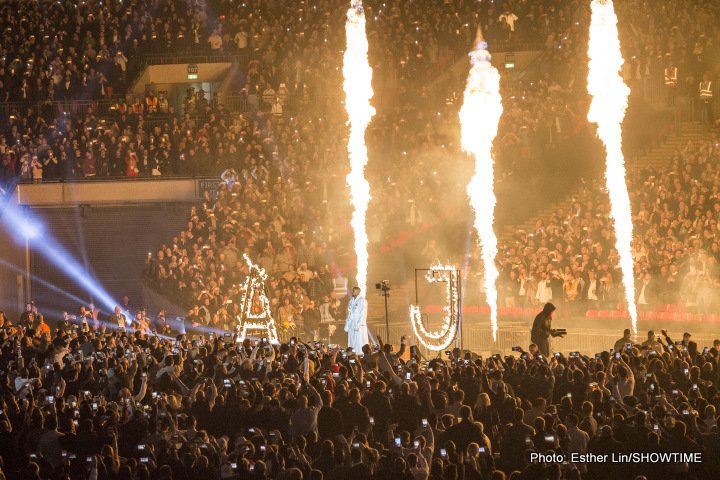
[20,218,41,240]
[0,202,119,312]
[1,204,42,243]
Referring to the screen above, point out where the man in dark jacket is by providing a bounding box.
[333,386,371,436]
[317,390,344,439]
[530,303,564,357]
[362,381,393,441]
[500,407,536,473]
[302,301,321,341]
[441,406,485,453]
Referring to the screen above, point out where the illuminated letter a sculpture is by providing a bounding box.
[237,254,279,343]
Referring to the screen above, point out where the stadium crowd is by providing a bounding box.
[494,136,720,317]
[1,0,718,189]
[3,0,716,268]
[1,306,720,480]
[0,0,609,187]
[3,1,720,480]
[444,0,720,316]
[365,0,720,232]
[0,0,718,323]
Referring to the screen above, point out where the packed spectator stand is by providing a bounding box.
[493,137,720,320]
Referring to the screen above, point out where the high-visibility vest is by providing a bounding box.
[146,96,158,110]
[664,67,677,86]
[700,81,713,100]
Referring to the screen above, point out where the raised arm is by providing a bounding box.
[421,422,435,459]
[397,337,407,358]
[605,356,615,376]
[207,379,218,409]
[250,344,260,362]
[619,357,634,383]
[170,371,191,396]
[133,375,148,402]
[307,383,323,411]
[378,350,402,387]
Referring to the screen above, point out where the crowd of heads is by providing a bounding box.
[0,0,344,185]
[3,305,720,479]
[0,0,632,197]
[2,0,718,239]
[614,0,720,92]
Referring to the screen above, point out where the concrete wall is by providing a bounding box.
[0,225,26,318]
[27,204,193,318]
[1,178,211,320]
[13,178,203,206]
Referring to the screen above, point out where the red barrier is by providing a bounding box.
[416,304,720,323]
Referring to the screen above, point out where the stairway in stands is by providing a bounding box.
[497,121,710,243]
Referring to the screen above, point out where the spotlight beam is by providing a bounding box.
[0,203,119,312]
[0,257,88,306]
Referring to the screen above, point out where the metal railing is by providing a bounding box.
[488,41,545,53]
[380,320,720,357]
[0,97,130,118]
[627,75,720,128]
[140,50,251,66]
[14,175,218,185]
[0,91,312,131]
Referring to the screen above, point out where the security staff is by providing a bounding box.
[663,56,678,105]
[699,73,714,125]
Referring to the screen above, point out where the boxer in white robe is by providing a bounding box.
[345,287,368,353]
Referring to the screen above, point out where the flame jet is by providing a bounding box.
[587,0,637,335]
[459,29,503,341]
[343,0,375,295]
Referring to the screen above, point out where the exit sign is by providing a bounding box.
[187,64,198,79]
[504,53,515,70]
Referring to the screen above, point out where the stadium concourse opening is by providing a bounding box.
[1,0,720,479]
